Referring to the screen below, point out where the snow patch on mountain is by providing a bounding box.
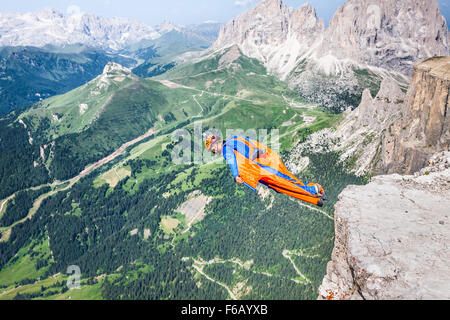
[0,8,161,50]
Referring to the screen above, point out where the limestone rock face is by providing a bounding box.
[318,151,450,300]
[334,78,406,176]
[328,56,450,176]
[213,0,325,79]
[213,0,449,78]
[383,56,450,174]
[319,0,449,75]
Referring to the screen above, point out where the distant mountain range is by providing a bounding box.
[0,45,138,115]
[0,8,221,52]
[0,9,222,115]
[1,0,449,114]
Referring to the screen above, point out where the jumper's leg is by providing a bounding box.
[266,183,322,206]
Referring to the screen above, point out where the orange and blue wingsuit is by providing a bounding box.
[222,136,327,207]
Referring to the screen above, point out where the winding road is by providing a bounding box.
[192,262,237,300]
[0,197,11,216]
[282,250,312,285]
[185,252,314,300]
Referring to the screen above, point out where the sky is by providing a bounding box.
[0,0,449,27]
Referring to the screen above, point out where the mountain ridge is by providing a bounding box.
[211,0,449,111]
[0,45,136,116]
[0,8,160,51]
[214,0,449,76]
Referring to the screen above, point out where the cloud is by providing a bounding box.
[235,0,257,7]
[66,4,82,16]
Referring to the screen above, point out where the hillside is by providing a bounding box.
[0,48,357,300]
[131,23,222,78]
[0,10,221,115]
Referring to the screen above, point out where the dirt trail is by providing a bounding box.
[185,255,310,290]
[282,250,312,285]
[75,128,157,184]
[191,259,237,300]
[158,79,258,104]
[0,197,12,216]
[192,92,205,116]
[156,80,193,90]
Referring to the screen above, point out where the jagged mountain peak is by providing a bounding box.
[155,20,184,33]
[87,62,136,92]
[312,55,449,178]
[212,0,448,111]
[359,88,374,106]
[297,2,316,14]
[34,7,63,19]
[300,2,313,8]
[213,0,324,78]
[259,0,285,10]
[375,77,405,100]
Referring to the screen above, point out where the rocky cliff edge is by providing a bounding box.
[318,151,450,300]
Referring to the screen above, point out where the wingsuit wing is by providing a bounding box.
[223,136,325,206]
[262,181,324,206]
[255,154,324,206]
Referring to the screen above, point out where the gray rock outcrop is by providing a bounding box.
[213,0,325,79]
[383,56,450,174]
[318,151,450,300]
[317,57,450,300]
[318,0,449,75]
